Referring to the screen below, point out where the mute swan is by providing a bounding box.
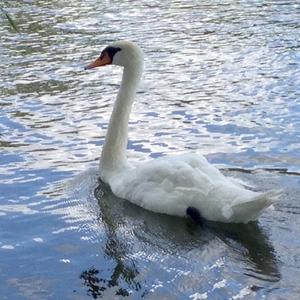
[85,40,280,223]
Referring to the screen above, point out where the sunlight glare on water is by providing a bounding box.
[0,0,300,299]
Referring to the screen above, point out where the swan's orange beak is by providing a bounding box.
[84,52,111,70]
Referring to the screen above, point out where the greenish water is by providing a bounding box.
[1,1,300,299]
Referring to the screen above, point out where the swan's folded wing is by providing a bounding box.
[108,153,280,222]
[109,155,215,217]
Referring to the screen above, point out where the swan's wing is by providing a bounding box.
[108,154,280,222]
[109,154,218,217]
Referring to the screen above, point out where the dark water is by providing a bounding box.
[1,1,300,299]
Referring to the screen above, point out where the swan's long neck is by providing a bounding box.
[100,62,142,181]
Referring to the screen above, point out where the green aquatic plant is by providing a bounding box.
[1,5,18,32]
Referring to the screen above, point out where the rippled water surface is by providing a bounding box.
[1,1,300,299]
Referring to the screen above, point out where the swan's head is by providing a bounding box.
[85,40,144,70]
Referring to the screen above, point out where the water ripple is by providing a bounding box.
[1,0,300,299]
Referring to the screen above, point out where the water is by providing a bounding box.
[1,0,300,299]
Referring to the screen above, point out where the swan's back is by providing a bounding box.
[107,154,279,223]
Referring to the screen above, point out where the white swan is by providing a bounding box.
[85,40,279,223]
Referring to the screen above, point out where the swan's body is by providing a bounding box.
[85,41,279,223]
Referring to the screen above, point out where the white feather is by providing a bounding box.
[107,153,280,223]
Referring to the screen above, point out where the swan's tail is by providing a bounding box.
[228,190,281,223]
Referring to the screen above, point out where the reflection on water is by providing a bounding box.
[77,179,280,298]
[1,0,300,299]
[80,266,140,299]
[79,182,146,299]
[210,222,280,283]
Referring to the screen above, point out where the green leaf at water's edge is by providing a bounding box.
[1,8,19,32]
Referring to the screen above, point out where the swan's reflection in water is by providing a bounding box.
[208,222,280,283]
[80,181,146,299]
[80,180,280,298]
